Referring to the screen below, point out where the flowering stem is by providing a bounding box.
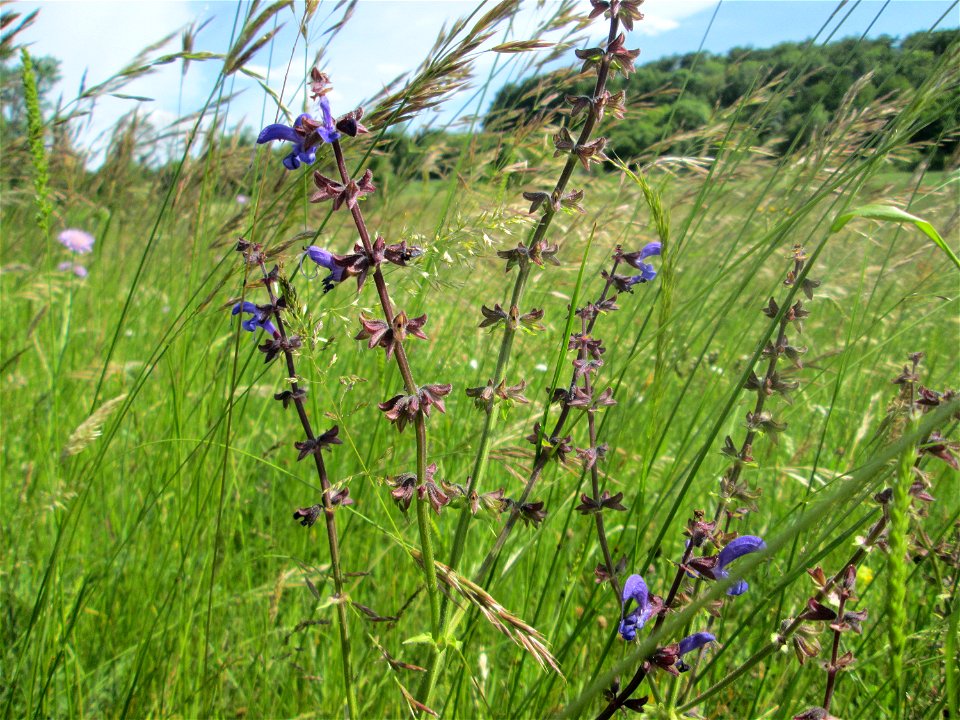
[581,314,620,602]
[676,516,889,713]
[255,259,357,719]
[679,258,805,695]
[596,542,695,720]
[330,139,442,709]
[444,10,622,586]
[471,256,623,591]
[822,573,849,712]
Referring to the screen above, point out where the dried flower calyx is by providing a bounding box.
[566,89,626,122]
[258,333,301,364]
[418,464,451,515]
[497,240,560,272]
[388,464,454,515]
[236,238,266,265]
[744,370,800,401]
[745,410,788,442]
[553,127,609,171]
[274,387,308,409]
[522,189,585,215]
[501,498,547,527]
[465,378,530,410]
[379,383,452,432]
[293,491,355,524]
[294,425,343,461]
[576,442,609,469]
[684,510,720,548]
[526,422,574,463]
[479,304,544,332]
[575,489,625,515]
[311,168,376,210]
[293,504,322,527]
[589,0,645,31]
[356,311,428,359]
[335,106,368,138]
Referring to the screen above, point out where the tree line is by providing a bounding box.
[487,29,960,168]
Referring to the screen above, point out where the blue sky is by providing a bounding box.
[17,0,958,160]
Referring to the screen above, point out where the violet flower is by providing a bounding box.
[58,228,95,254]
[715,535,766,595]
[305,246,346,292]
[678,631,715,657]
[257,98,340,171]
[232,301,278,336]
[628,265,657,284]
[618,573,661,641]
[622,241,661,283]
[675,631,716,672]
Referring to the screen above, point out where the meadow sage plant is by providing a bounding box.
[230,239,358,717]
[444,0,650,599]
[599,246,818,717]
[262,69,453,713]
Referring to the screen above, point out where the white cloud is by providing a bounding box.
[635,0,718,36]
[19,0,198,161]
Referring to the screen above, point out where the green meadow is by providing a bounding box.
[2,2,958,718]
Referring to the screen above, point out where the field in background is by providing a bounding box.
[2,2,958,718]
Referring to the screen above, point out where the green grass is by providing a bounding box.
[2,3,959,719]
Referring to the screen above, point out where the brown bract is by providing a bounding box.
[311,168,376,210]
[294,425,343,461]
[355,311,427,359]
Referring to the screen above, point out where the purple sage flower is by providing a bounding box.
[678,631,715,657]
[619,573,661,641]
[305,246,346,292]
[715,535,766,595]
[257,97,341,171]
[58,228,95,254]
[621,241,661,283]
[232,301,278,336]
[628,264,657,284]
[675,631,716,672]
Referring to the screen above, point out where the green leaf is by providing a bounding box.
[109,93,154,102]
[402,632,436,647]
[830,204,959,270]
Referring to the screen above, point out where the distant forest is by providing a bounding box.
[487,29,960,168]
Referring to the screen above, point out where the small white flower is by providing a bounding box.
[469,359,478,370]
[534,363,547,372]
